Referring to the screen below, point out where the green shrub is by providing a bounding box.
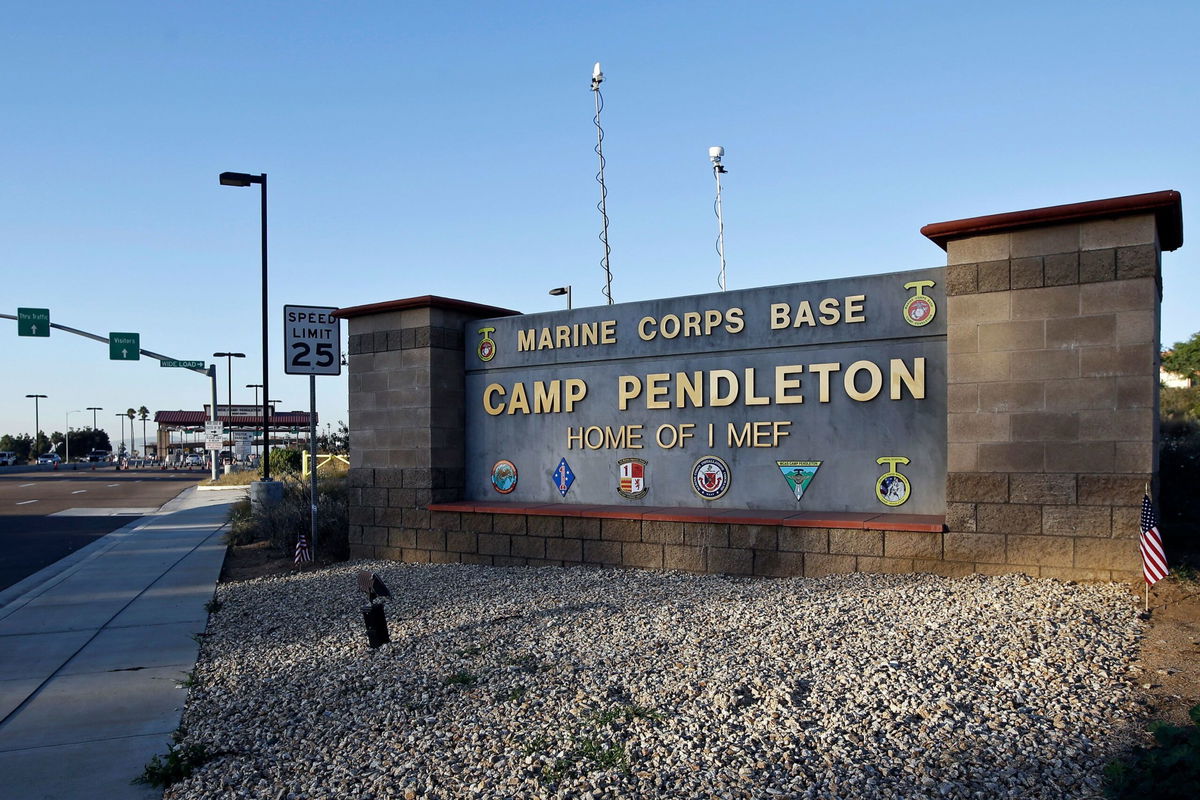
[1160,423,1200,561]
[134,742,212,788]
[269,447,303,476]
[222,475,348,560]
[1105,705,1200,798]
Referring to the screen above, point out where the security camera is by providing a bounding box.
[592,61,604,89]
[708,146,724,163]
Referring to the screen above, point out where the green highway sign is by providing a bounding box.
[109,332,141,361]
[17,308,50,337]
[161,359,206,369]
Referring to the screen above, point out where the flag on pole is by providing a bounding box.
[1139,494,1168,585]
[295,530,313,565]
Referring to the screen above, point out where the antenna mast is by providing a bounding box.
[710,146,728,291]
[592,62,613,304]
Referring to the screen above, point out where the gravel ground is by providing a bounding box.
[167,563,1145,800]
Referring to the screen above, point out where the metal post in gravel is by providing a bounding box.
[309,373,318,554]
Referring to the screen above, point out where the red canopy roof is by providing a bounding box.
[153,410,316,426]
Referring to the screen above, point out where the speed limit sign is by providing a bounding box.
[284,305,341,375]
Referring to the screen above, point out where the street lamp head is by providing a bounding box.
[87,406,102,411]
[213,352,246,358]
[548,287,570,297]
[219,171,263,187]
[246,383,263,389]
[26,394,47,399]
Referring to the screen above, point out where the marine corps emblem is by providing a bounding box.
[902,280,936,327]
[490,459,517,494]
[477,327,497,362]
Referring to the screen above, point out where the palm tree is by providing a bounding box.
[126,408,136,457]
[138,406,150,460]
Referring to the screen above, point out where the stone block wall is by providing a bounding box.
[926,191,1182,582]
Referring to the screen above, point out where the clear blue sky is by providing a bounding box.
[2,1,1197,451]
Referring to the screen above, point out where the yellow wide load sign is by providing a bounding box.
[464,268,946,513]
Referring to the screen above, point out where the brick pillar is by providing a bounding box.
[923,191,1182,580]
[335,296,518,559]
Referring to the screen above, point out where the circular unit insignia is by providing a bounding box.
[691,455,731,501]
[903,294,935,326]
[477,326,497,362]
[490,459,517,494]
[901,280,937,327]
[874,456,911,507]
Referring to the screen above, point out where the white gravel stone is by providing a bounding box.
[165,564,1145,799]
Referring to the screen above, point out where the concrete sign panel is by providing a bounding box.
[284,305,341,375]
[464,268,946,513]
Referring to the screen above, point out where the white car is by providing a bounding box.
[0,452,17,466]
[183,454,206,467]
[37,453,62,465]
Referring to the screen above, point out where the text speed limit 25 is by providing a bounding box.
[284,305,342,375]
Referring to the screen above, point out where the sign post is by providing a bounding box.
[284,305,342,556]
[17,308,50,337]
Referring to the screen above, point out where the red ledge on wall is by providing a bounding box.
[427,501,945,532]
[921,189,1183,252]
[334,295,520,320]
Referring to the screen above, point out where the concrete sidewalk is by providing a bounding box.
[0,487,242,800]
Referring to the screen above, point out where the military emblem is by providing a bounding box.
[490,459,517,494]
[902,280,936,327]
[875,456,911,506]
[552,458,575,497]
[476,326,497,361]
[777,460,821,501]
[691,455,731,500]
[617,457,647,500]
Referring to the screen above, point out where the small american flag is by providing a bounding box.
[294,530,313,565]
[1139,494,1168,585]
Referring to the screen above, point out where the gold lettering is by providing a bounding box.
[774,365,804,404]
[507,382,530,414]
[617,375,641,411]
[676,371,703,408]
[517,330,535,351]
[890,357,925,399]
[637,317,656,341]
[725,307,745,333]
[646,373,671,409]
[770,303,789,329]
[794,300,816,327]
[728,422,752,447]
[660,314,680,339]
[844,360,883,401]
[555,326,570,349]
[709,369,739,407]
[744,368,769,406]
[566,426,584,449]
[818,297,841,325]
[483,384,506,415]
[564,378,587,411]
[581,322,598,346]
[538,328,553,350]
[809,363,841,403]
[704,309,723,335]
[585,426,605,449]
[845,294,866,323]
[600,320,617,344]
[533,380,560,414]
[683,311,702,337]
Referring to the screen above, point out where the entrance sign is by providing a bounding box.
[233,431,253,458]
[17,308,50,337]
[284,305,341,375]
[109,332,140,361]
[464,268,946,513]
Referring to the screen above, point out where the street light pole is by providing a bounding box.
[219,171,272,481]
[214,352,245,464]
[548,285,573,309]
[115,413,126,460]
[25,394,46,457]
[247,383,263,465]
[66,410,82,465]
[87,406,103,431]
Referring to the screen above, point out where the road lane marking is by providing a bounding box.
[20,483,35,488]
[72,490,87,494]
[16,500,38,505]
[107,484,119,487]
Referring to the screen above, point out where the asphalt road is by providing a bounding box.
[0,467,210,592]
